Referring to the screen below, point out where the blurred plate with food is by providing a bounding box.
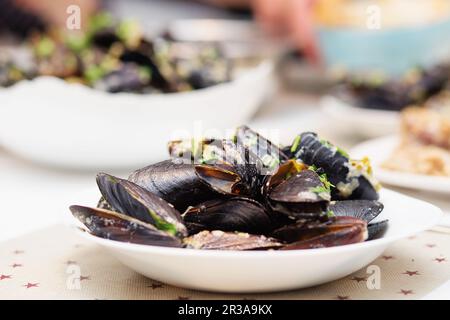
[352,92,450,193]
[0,13,275,170]
[321,64,450,137]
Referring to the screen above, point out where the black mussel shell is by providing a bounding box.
[183,197,273,235]
[268,169,330,220]
[94,63,150,93]
[271,218,333,243]
[368,220,389,240]
[291,132,379,201]
[70,205,182,247]
[183,230,283,250]
[128,160,242,212]
[96,173,187,237]
[235,126,289,175]
[281,216,368,250]
[329,200,384,223]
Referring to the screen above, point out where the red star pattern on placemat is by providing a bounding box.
[177,296,190,300]
[65,260,77,265]
[12,250,24,255]
[10,263,22,268]
[148,283,163,289]
[381,255,394,260]
[0,275,12,280]
[336,295,350,300]
[350,276,366,283]
[23,283,39,289]
[79,276,90,281]
[426,244,436,248]
[398,289,414,296]
[433,257,447,263]
[402,271,420,276]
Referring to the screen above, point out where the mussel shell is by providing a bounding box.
[183,230,283,251]
[235,125,289,175]
[183,197,273,235]
[96,173,187,237]
[281,216,368,250]
[292,132,379,201]
[70,205,182,247]
[271,218,333,243]
[368,220,389,240]
[268,169,330,220]
[329,200,384,223]
[128,160,242,212]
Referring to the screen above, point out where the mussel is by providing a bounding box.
[329,200,388,240]
[266,164,331,220]
[183,230,282,250]
[69,126,389,251]
[183,197,273,235]
[70,205,182,247]
[281,216,368,250]
[96,173,187,237]
[127,159,243,212]
[290,132,380,201]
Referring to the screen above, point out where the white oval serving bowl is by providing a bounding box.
[0,61,274,170]
[68,188,442,293]
[321,95,400,138]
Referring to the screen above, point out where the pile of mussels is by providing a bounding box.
[0,12,231,93]
[70,126,387,251]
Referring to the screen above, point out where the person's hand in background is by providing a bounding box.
[252,0,319,63]
[14,0,98,29]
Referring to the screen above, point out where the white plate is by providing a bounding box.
[321,95,400,138]
[0,61,274,171]
[352,135,450,194]
[67,188,442,293]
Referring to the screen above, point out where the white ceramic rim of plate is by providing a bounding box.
[351,135,450,193]
[67,188,442,258]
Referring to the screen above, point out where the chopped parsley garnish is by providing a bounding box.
[148,209,177,236]
[290,136,301,153]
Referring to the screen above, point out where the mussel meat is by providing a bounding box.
[183,230,282,250]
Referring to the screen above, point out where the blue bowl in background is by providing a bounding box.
[317,17,450,75]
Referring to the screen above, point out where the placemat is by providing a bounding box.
[1,225,449,300]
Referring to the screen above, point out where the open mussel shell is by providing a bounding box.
[235,125,288,175]
[368,220,389,240]
[183,230,283,251]
[96,173,187,237]
[291,132,379,201]
[128,160,242,212]
[281,216,368,250]
[183,197,273,235]
[70,205,182,247]
[329,200,384,223]
[267,168,330,220]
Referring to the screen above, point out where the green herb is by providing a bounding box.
[290,135,301,153]
[327,210,335,218]
[336,146,349,158]
[35,37,55,58]
[148,209,177,236]
[319,139,333,149]
[88,12,114,34]
[84,65,108,84]
[65,33,89,53]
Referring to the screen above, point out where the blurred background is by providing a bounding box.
[1,0,450,240]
